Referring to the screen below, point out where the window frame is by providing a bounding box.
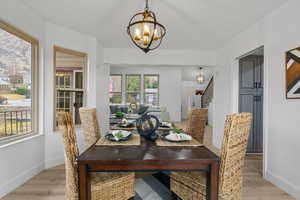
[53,46,87,129]
[0,20,39,144]
[143,74,159,106]
[109,74,123,105]
[125,74,141,104]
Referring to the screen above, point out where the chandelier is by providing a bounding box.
[127,0,166,53]
[196,67,205,84]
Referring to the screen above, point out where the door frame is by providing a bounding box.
[232,46,268,178]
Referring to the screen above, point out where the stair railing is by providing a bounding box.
[201,77,214,108]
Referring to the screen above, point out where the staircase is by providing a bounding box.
[201,77,213,108]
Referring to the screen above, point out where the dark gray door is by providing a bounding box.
[239,55,263,153]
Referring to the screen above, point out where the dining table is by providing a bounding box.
[77,135,220,200]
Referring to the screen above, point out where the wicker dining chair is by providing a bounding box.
[79,107,101,147]
[171,113,252,200]
[58,112,135,200]
[186,108,208,143]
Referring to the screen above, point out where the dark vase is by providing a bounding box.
[136,114,159,141]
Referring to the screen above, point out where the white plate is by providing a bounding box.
[165,133,192,142]
[112,130,132,138]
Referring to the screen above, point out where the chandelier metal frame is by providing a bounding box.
[127,0,166,53]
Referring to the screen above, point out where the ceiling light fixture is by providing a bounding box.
[127,0,166,53]
[196,67,205,84]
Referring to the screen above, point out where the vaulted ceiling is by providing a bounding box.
[20,0,287,50]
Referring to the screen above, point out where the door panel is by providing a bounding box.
[239,55,263,153]
[239,94,255,152]
[254,95,263,152]
[240,59,256,89]
[255,56,264,89]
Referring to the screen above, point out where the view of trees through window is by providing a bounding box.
[126,75,141,103]
[109,74,159,105]
[144,75,159,105]
[0,27,34,139]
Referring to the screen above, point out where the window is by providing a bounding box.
[0,20,38,141]
[56,73,72,113]
[144,75,159,105]
[54,46,86,126]
[126,75,141,103]
[109,75,122,104]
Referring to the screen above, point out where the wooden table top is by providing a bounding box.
[77,137,219,171]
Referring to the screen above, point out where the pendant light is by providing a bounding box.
[127,0,166,53]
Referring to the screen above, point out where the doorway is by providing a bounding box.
[238,47,264,153]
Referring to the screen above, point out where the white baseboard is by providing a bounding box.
[0,162,44,198]
[265,171,300,199]
[45,156,64,169]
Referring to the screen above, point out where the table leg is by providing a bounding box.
[207,162,220,200]
[78,164,91,200]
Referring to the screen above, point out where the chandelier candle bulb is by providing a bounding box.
[143,36,150,46]
[143,24,150,36]
[134,29,141,40]
[153,29,159,40]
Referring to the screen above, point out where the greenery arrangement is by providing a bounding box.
[115,131,125,140]
[115,112,125,118]
[171,127,184,134]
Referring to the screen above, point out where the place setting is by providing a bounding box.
[156,127,203,147]
[96,129,141,146]
[111,118,136,131]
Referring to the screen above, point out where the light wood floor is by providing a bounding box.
[2,125,294,200]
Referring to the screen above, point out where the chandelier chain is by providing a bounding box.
[145,0,149,11]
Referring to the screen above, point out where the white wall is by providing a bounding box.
[96,51,110,136]
[104,48,216,66]
[110,66,182,122]
[207,99,214,126]
[44,22,105,168]
[0,0,45,197]
[215,0,300,198]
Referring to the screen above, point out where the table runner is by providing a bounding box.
[96,134,141,146]
[155,137,203,147]
[110,126,136,131]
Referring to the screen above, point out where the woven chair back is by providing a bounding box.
[186,108,208,143]
[219,113,252,200]
[79,107,101,147]
[58,112,79,200]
